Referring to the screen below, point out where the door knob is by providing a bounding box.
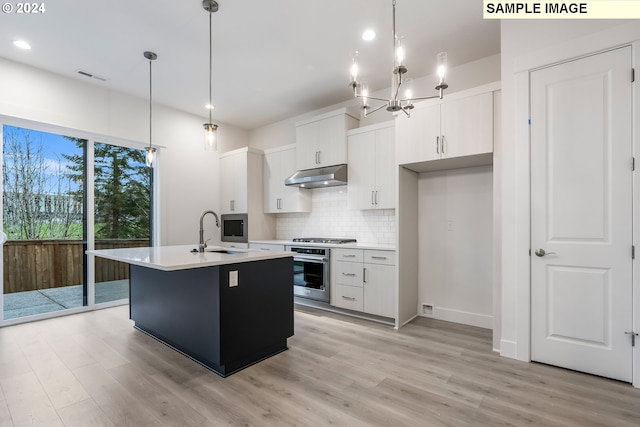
[535,248,556,257]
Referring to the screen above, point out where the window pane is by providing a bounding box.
[93,142,151,304]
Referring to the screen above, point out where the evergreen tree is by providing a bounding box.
[63,140,151,239]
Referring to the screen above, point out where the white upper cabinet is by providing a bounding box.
[295,108,359,170]
[396,103,441,163]
[347,121,396,210]
[219,147,263,215]
[396,83,499,172]
[263,145,311,213]
[440,92,493,159]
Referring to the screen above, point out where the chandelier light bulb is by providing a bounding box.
[436,51,448,90]
[395,35,405,68]
[360,79,369,107]
[350,51,359,84]
[438,52,447,77]
[404,78,413,99]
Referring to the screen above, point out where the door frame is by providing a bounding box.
[507,31,640,387]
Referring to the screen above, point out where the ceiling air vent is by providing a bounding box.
[75,69,108,82]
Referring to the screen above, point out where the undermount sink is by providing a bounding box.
[191,248,242,254]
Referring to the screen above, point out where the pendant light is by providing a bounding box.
[349,0,448,118]
[203,0,219,151]
[144,51,158,167]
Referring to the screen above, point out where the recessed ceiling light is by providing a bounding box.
[12,40,31,50]
[362,30,376,41]
[205,104,214,110]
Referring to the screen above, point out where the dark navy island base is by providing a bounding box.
[129,257,294,377]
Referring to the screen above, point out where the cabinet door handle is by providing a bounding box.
[342,272,356,277]
[371,256,387,260]
[230,200,235,211]
[343,254,356,258]
[375,191,379,205]
[277,198,282,210]
[436,136,440,154]
[371,190,375,205]
[317,151,321,164]
[341,296,356,301]
[441,135,445,154]
[363,267,367,283]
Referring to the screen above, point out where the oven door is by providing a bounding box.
[292,255,329,302]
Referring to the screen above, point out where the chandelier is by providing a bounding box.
[203,0,219,151]
[349,0,448,117]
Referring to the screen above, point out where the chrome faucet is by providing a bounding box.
[199,210,220,252]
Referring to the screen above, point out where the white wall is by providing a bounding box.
[499,21,639,360]
[418,166,493,329]
[0,57,249,247]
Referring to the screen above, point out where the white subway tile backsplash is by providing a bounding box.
[275,187,396,245]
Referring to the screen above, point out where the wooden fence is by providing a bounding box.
[3,239,149,294]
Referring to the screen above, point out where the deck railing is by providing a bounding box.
[3,239,150,294]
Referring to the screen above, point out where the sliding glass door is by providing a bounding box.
[1,122,153,321]
[2,125,86,319]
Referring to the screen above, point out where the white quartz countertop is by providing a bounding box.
[249,240,396,251]
[87,245,294,272]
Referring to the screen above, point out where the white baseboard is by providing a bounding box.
[499,339,518,359]
[421,306,493,329]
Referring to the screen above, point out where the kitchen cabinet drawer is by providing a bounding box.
[333,248,363,263]
[333,284,364,311]
[249,243,285,251]
[364,250,395,266]
[334,261,363,287]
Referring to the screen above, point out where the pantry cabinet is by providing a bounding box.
[219,147,275,244]
[396,89,494,171]
[263,145,311,213]
[295,108,359,170]
[332,248,396,318]
[347,121,396,210]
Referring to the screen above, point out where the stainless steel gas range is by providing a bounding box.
[286,238,357,303]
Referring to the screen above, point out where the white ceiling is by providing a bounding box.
[0,0,500,130]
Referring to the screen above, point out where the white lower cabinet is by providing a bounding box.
[334,284,364,312]
[332,248,396,318]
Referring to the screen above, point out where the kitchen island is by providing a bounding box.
[87,245,294,377]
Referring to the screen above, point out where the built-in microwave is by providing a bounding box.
[220,213,248,243]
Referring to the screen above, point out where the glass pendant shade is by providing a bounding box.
[144,51,157,168]
[360,79,369,107]
[350,51,359,84]
[202,0,219,152]
[145,147,157,168]
[204,123,218,151]
[436,51,448,89]
[395,34,405,69]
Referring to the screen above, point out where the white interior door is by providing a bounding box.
[530,46,633,382]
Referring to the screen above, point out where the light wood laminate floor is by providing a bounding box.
[0,304,639,426]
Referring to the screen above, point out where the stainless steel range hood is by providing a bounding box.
[284,164,348,188]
